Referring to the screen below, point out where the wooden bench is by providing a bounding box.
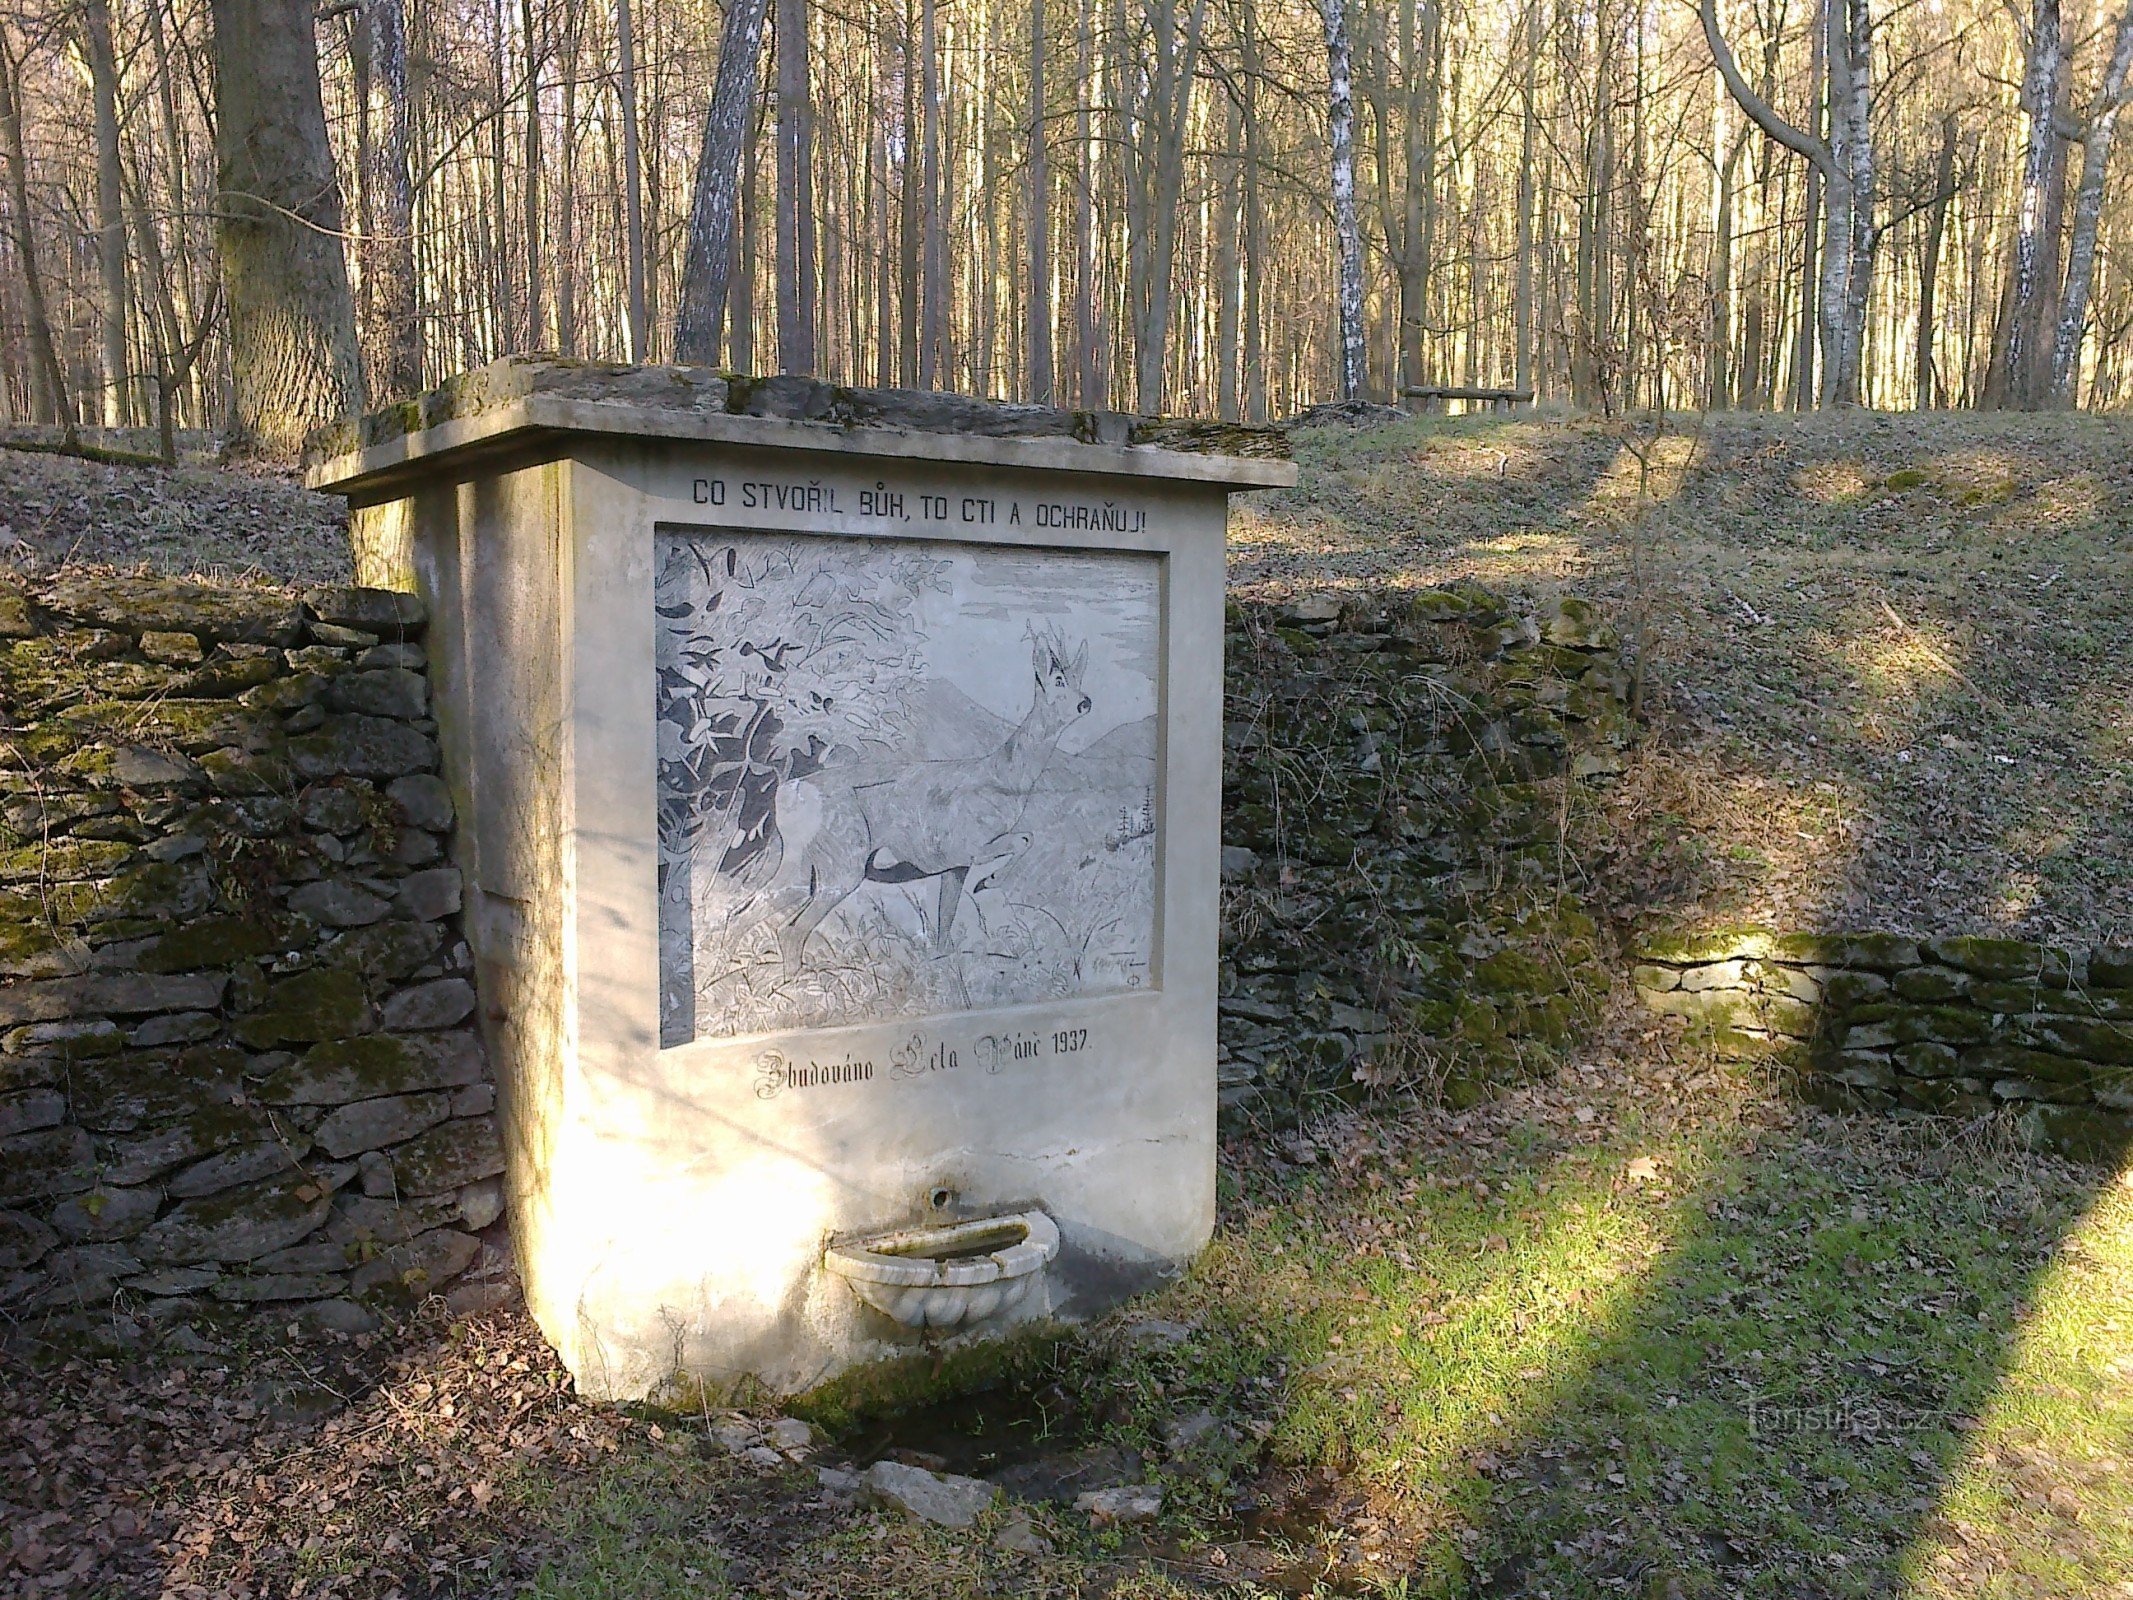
[1401,385,1533,414]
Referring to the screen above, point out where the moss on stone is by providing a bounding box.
[233,969,373,1048]
[136,916,296,974]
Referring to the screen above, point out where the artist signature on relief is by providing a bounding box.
[752,1025,1093,1099]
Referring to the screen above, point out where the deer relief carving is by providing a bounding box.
[758,625,1092,979]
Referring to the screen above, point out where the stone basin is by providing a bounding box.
[824,1211,1060,1329]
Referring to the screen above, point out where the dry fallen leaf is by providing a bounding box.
[1625,1156,1662,1183]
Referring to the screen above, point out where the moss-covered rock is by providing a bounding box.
[389,1116,504,1195]
[288,715,439,780]
[0,1124,95,1201]
[132,1170,335,1265]
[1923,936,2072,985]
[39,574,304,646]
[258,1032,485,1104]
[131,916,298,974]
[2020,1104,2133,1163]
[232,969,374,1048]
[70,1044,247,1133]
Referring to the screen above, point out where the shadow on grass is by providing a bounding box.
[1118,1048,2129,1600]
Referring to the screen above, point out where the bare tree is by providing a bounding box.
[675,0,771,365]
[361,0,420,397]
[80,0,128,426]
[0,22,73,435]
[1703,0,1875,404]
[776,0,818,374]
[1026,0,1052,402]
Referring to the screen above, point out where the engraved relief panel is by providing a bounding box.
[656,530,1161,1045]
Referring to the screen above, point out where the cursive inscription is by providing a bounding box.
[749,1025,1100,1100]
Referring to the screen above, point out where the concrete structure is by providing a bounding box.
[306,360,1293,1399]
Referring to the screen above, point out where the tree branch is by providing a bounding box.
[1698,0,1838,177]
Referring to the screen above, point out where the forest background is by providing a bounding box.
[0,0,2128,457]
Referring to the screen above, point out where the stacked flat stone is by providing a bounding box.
[1634,929,2133,1160]
[0,574,509,1338]
[1218,586,1631,1111]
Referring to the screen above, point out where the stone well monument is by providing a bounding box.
[305,360,1294,1399]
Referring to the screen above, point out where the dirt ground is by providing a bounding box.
[0,448,349,587]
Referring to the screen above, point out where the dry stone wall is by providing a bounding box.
[1635,929,2133,1161]
[1220,586,1631,1112]
[0,574,511,1340]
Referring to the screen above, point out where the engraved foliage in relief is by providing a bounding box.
[656,530,1159,1044]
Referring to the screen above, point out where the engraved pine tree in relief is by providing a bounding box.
[655,533,1160,1044]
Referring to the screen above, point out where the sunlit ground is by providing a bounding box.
[1233,410,2133,944]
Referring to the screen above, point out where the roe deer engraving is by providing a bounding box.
[759,627,1092,978]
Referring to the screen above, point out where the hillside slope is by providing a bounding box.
[1238,411,2133,944]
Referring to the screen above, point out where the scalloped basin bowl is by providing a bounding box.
[823,1211,1060,1329]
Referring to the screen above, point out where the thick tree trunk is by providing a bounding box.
[83,0,130,427]
[211,0,362,454]
[2049,0,2133,405]
[1026,0,1052,401]
[675,0,770,365]
[1123,0,1205,413]
[615,0,649,361]
[1323,0,1364,398]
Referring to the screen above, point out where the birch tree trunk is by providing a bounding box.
[83,0,130,426]
[615,0,649,360]
[211,0,363,453]
[1323,0,1364,399]
[1994,0,2065,407]
[1834,0,1874,403]
[1703,0,1861,406]
[675,0,770,364]
[2048,0,2133,405]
